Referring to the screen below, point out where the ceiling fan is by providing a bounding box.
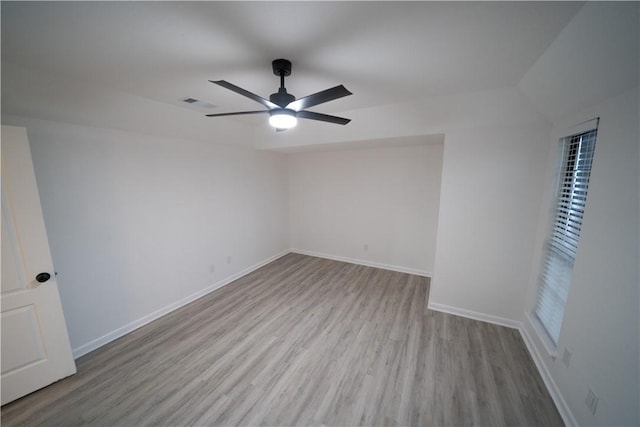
[206,59,352,130]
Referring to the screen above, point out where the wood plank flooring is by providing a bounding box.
[1,253,563,426]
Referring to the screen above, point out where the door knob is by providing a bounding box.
[35,272,51,283]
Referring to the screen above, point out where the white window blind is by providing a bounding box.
[534,126,597,345]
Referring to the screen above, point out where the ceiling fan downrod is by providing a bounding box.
[270,59,295,108]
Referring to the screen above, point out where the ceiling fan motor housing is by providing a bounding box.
[270,88,295,108]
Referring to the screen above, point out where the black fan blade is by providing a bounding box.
[287,85,352,111]
[206,110,269,117]
[210,80,278,110]
[296,110,351,125]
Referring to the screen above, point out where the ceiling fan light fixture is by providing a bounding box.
[269,109,297,129]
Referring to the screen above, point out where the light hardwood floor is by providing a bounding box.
[1,253,563,426]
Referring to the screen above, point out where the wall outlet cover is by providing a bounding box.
[585,388,599,415]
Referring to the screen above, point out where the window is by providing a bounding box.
[534,123,598,345]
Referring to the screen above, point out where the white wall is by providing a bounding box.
[516,3,639,425]
[523,88,639,426]
[288,140,443,275]
[2,116,289,354]
[518,2,639,121]
[429,123,551,325]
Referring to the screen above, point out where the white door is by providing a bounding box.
[1,125,76,405]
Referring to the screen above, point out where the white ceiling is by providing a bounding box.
[2,2,584,148]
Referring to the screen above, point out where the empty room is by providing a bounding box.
[1,2,638,426]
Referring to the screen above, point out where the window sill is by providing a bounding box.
[526,313,559,359]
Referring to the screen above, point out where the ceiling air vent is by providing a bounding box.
[180,97,216,109]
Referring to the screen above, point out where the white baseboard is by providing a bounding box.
[427,301,522,329]
[520,318,577,427]
[290,248,431,277]
[72,250,290,359]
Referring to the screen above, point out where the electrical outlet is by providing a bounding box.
[363,244,369,252]
[562,348,572,367]
[585,388,599,415]
[209,264,216,273]
[227,255,232,264]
